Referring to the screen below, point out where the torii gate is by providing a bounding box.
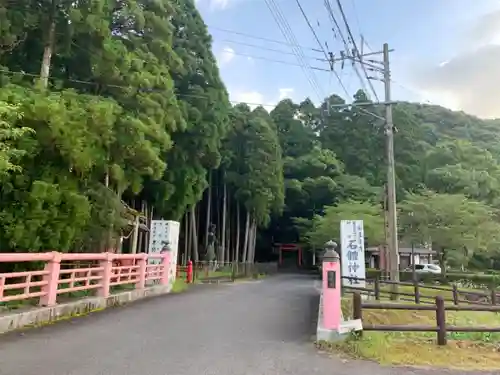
[277,243,303,267]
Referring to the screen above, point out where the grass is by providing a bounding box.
[331,296,500,370]
[171,278,188,293]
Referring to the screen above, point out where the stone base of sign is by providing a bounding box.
[316,292,363,343]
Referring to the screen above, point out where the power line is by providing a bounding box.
[323,0,369,96]
[226,50,331,71]
[334,0,379,101]
[219,39,327,62]
[349,0,362,38]
[0,68,282,108]
[268,0,326,100]
[295,0,352,103]
[294,0,329,62]
[0,67,391,119]
[71,39,331,72]
[207,25,322,53]
[264,0,325,101]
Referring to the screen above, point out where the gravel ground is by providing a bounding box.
[0,275,496,375]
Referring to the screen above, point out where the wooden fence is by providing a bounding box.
[342,276,500,306]
[351,292,500,345]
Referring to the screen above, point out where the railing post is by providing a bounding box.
[413,279,420,304]
[490,288,497,305]
[39,252,62,307]
[136,253,147,289]
[374,277,380,300]
[452,284,459,305]
[97,252,113,298]
[187,260,193,284]
[353,292,363,337]
[231,262,236,281]
[160,252,171,286]
[192,261,197,281]
[435,295,447,345]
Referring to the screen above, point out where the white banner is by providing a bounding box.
[340,220,366,288]
[148,220,180,284]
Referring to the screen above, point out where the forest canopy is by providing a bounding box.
[1,0,500,271]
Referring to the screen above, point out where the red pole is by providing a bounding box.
[187,260,193,284]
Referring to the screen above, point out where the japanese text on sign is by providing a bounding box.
[340,220,366,288]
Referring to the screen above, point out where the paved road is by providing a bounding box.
[0,275,494,375]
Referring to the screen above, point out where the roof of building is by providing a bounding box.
[366,246,436,255]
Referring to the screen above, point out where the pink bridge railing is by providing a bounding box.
[0,252,171,307]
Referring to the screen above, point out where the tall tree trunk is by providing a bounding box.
[242,210,250,264]
[204,170,212,250]
[234,202,241,263]
[130,214,139,254]
[40,1,57,88]
[143,203,152,255]
[190,206,199,262]
[186,212,191,263]
[251,219,257,263]
[226,193,231,262]
[215,171,221,246]
[181,213,187,265]
[247,217,257,263]
[245,216,254,263]
[220,181,227,263]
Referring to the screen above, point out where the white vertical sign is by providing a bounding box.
[165,221,180,283]
[148,220,180,284]
[340,220,366,288]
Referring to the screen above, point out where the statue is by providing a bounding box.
[205,223,217,262]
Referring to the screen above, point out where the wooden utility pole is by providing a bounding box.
[324,42,400,295]
[382,43,400,299]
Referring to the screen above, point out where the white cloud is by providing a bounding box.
[228,88,296,110]
[217,46,235,66]
[210,0,230,9]
[230,90,266,109]
[468,9,500,46]
[195,0,231,10]
[278,88,294,100]
[412,10,500,118]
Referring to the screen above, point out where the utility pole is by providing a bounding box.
[324,43,400,296]
[382,43,400,299]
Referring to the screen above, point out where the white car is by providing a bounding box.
[412,264,442,274]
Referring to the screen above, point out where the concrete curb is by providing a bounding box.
[0,283,172,335]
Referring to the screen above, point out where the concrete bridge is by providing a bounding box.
[0,274,484,375]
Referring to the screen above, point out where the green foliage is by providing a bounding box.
[0,100,33,175]
[303,200,385,248]
[3,0,500,269]
[399,191,500,269]
[224,105,284,226]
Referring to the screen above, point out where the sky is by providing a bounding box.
[195,0,500,119]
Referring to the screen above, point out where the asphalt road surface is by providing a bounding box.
[0,275,495,375]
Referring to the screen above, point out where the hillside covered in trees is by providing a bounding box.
[1,0,500,270]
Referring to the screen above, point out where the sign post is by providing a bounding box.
[322,241,341,331]
[340,220,366,288]
[148,220,180,285]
